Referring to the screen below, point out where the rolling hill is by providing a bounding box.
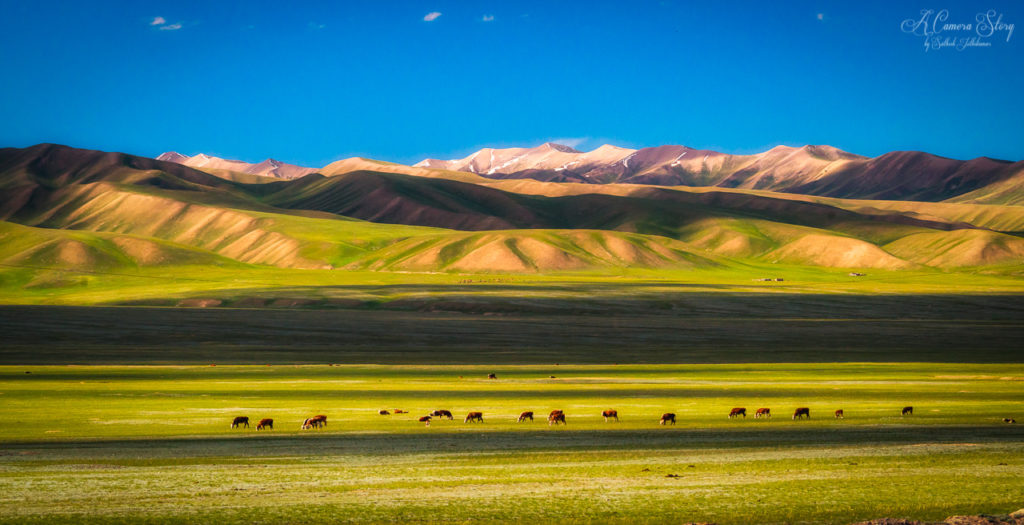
[1,143,1023,285]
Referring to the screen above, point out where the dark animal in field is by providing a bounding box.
[549,412,566,425]
[419,415,432,426]
[379,410,390,415]
[487,373,497,379]
[793,407,810,419]
[834,409,844,419]
[518,411,534,422]
[231,416,249,428]
[301,415,327,430]
[256,418,273,430]
[393,409,406,414]
[902,406,913,416]
[755,408,771,419]
[1004,418,1016,424]
[602,410,619,422]
[431,410,453,420]
[660,413,676,425]
[465,411,484,423]
[549,409,564,418]
[729,407,746,419]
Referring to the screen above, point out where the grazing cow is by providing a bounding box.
[465,411,484,423]
[311,415,327,427]
[301,418,314,430]
[487,373,497,379]
[231,416,249,429]
[793,407,810,420]
[660,413,676,425]
[548,412,566,425]
[549,409,564,418]
[834,409,844,419]
[394,409,406,414]
[729,407,747,419]
[902,406,913,416]
[431,410,454,420]
[1004,418,1016,424]
[379,410,390,416]
[419,415,432,426]
[603,410,619,422]
[518,411,534,422]
[755,408,771,419]
[256,418,273,430]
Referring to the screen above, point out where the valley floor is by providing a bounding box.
[0,364,1022,524]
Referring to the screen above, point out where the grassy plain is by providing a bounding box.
[0,364,1022,524]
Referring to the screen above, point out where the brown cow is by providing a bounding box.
[431,410,453,420]
[548,412,566,425]
[465,411,484,423]
[755,408,771,419]
[518,411,534,422]
[379,410,390,416]
[394,409,406,414]
[487,373,497,379]
[660,413,676,425]
[311,415,327,427]
[793,407,810,420]
[256,418,273,430]
[231,416,249,429]
[729,407,746,419]
[834,409,844,419]
[300,418,314,429]
[603,410,619,422]
[419,415,432,426]
[902,406,913,416]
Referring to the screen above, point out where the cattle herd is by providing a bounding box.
[227,404,999,431]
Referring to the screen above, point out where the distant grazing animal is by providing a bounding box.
[311,415,327,427]
[603,410,619,422]
[660,413,676,425]
[465,411,484,423]
[518,411,534,422]
[549,409,564,418]
[394,409,406,414]
[379,410,390,416]
[1004,418,1016,424]
[902,406,913,416]
[301,418,314,430]
[419,415,432,426]
[431,410,453,420]
[729,407,746,419]
[256,418,273,430]
[834,410,844,419]
[755,408,771,419]
[548,412,566,425]
[793,407,810,420]
[231,416,249,429]
[487,373,497,379]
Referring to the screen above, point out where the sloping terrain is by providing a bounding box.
[157,152,318,179]
[1,143,1024,279]
[417,143,1024,202]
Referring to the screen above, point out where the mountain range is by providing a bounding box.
[1,142,1023,280]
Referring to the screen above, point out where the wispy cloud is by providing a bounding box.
[423,12,441,22]
[817,13,825,21]
[482,14,495,22]
[309,22,326,30]
[548,137,588,149]
[159,23,182,31]
[150,16,166,26]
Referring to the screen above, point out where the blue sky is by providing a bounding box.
[0,1,1021,166]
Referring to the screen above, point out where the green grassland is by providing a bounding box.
[1,364,1022,524]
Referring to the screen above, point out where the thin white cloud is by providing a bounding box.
[159,23,182,31]
[150,16,166,26]
[482,14,495,22]
[309,22,326,29]
[423,12,441,22]
[817,13,825,21]
[548,137,588,149]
